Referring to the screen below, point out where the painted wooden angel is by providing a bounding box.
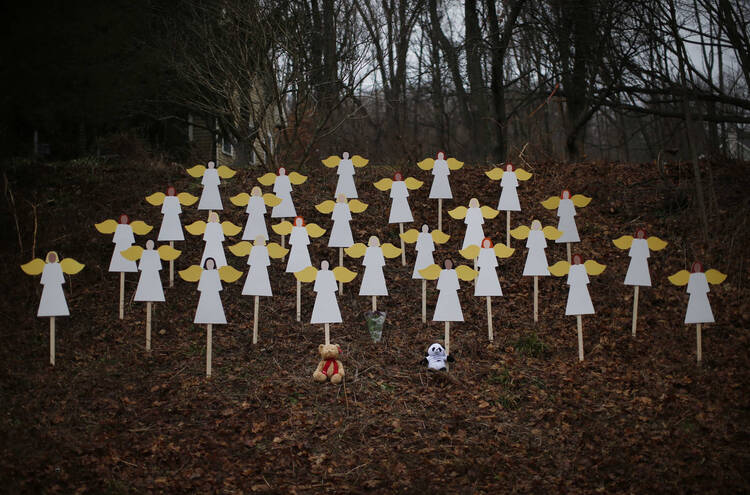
[400,225,450,322]
[120,240,181,350]
[95,214,153,319]
[345,236,402,311]
[258,167,307,219]
[485,163,533,246]
[294,261,357,344]
[541,190,592,262]
[322,152,369,198]
[315,194,368,288]
[21,252,84,365]
[669,262,726,363]
[459,238,514,341]
[228,237,289,344]
[179,259,242,377]
[448,198,500,250]
[549,254,607,361]
[418,152,464,230]
[613,228,669,336]
[186,161,237,211]
[374,172,424,265]
[229,186,283,242]
[185,211,242,269]
[510,220,563,322]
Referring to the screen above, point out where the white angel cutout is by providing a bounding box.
[315,194,368,291]
[418,152,464,230]
[613,228,669,336]
[95,214,153,319]
[322,152,369,198]
[510,220,563,322]
[257,167,308,219]
[374,172,424,266]
[448,198,500,250]
[345,236,402,311]
[21,252,84,365]
[186,161,237,211]
[459,239,514,341]
[179,259,242,377]
[228,237,289,344]
[549,255,607,361]
[400,225,451,322]
[485,163,533,246]
[185,211,242,269]
[120,240,181,351]
[419,260,478,359]
[294,261,358,344]
[541,190,592,262]
[669,262,727,363]
[229,186,283,243]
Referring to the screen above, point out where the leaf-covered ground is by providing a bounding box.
[0,156,748,493]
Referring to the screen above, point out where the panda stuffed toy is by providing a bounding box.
[421,343,455,371]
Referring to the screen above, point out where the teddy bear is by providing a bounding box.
[313,343,345,384]
[420,342,454,371]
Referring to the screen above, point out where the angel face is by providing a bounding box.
[46,251,58,263]
[204,257,216,270]
[278,167,286,176]
[321,260,330,270]
[208,211,219,223]
[336,193,346,203]
[531,219,542,231]
[254,235,265,246]
[427,343,446,357]
[444,259,453,270]
[342,152,349,159]
[251,186,262,196]
[481,238,493,249]
[421,224,429,233]
[368,236,380,247]
[469,198,479,208]
[166,186,176,196]
[119,214,130,225]
[393,172,403,181]
[505,163,514,172]
[146,240,155,250]
[691,261,704,273]
[294,216,305,227]
[437,151,445,160]
[561,190,571,200]
[572,253,583,265]
[207,161,216,169]
[635,228,647,239]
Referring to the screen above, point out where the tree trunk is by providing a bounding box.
[464,0,488,162]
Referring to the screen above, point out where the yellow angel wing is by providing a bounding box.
[221,221,242,237]
[515,168,533,181]
[584,260,606,276]
[178,265,203,282]
[510,225,530,240]
[229,241,253,257]
[431,230,450,244]
[288,172,307,185]
[494,243,515,258]
[572,194,592,207]
[315,200,336,214]
[418,264,441,280]
[120,245,144,261]
[400,229,419,244]
[185,220,207,236]
[381,243,402,259]
[20,258,45,276]
[216,165,236,179]
[333,266,357,283]
[456,265,479,281]
[130,221,153,236]
[263,193,282,207]
[294,265,318,283]
[230,192,250,207]
[322,155,341,168]
[541,196,560,210]
[542,226,563,240]
[705,269,727,285]
[480,205,500,219]
[647,236,668,251]
[548,261,571,277]
[305,223,326,238]
[351,155,369,168]
[668,270,690,286]
[485,167,504,181]
[257,172,277,186]
[417,158,435,170]
[145,192,166,206]
[272,221,293,236]
[157,245,181,261]
[218,265,243,283]
[267,242,289,259]
[458,245,480,260]
[348,199,368,213]
[374,178,393,191]
[612,235,634,250]
[59,258,85,275]
[404,177,424,190]
[344,243,367,258]
[448,206,468,219]
[446,158,464,170]
[186,165,206,178]
[178,192,198,206]
[95,219,118,234]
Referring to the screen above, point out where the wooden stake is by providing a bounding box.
[577,315,584,361]
[206,324,212,377]
[49,316,55,366]
[281,234,285,256]
[445,321,451,371]
[421,279,427,323]
[533,276,539,323]
[506,211,511,247]
[486,296,493,341]
[253,295,259,344]
[119,272,125,319]
[146,302,152,351]
[438,198,443,231]
[566,242,572,263]
[296,279,301,322]
[372,295,377,312]
[324,322,330,345]
[696,323,702,363]
[339,247,344,293]
[473,258,477,286]
[169,241,174,288]
[399,223,406,266]
[632,286,639,337]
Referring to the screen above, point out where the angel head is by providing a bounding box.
[561,189,571,200]
[119,214,130,225]
[469,198,480,208]
[146,240,155,250]
[421,224,429,233]
[444,259,453,270]
[481,238,493,249]
[278,166,286,176]
[46,251,59,263]
[294,216,305,227]
[635,228,647,239]
[208,211,219,223]
[393,172,403,181]
[254,235,265,246]
[368,236,380,247]
[437,151,445,160]
[531,219,542,231]
[342,152,349,159]
[204,257,216,270]
[505,162,514,172]
[166,186,176,196]
[691,261,704,273]
[207,161,216,169]
[321,260,330,270]
[572,253,584,265]
[336,193,347,203]
[251,186,262,197]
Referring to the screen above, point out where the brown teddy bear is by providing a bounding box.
[313,344,345,384]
